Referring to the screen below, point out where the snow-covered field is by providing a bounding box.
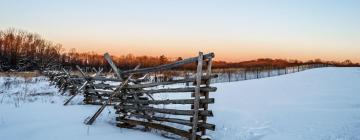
[1,67,360,140]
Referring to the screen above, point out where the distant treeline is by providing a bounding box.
[0,28,359,71]
[212,58,359,70]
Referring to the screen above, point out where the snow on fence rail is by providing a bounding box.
[44,52,217,140]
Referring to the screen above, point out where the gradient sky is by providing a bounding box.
[0,0,359,62]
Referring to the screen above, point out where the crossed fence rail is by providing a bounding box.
[44,52,330,140]
[44,52,217,140]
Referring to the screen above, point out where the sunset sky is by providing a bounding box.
[0,0,359,62]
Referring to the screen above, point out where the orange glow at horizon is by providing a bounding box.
[1,0,359,63]
[60,38,360,63]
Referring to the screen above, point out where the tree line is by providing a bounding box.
[0,28,63,71]
[0,28,358,72]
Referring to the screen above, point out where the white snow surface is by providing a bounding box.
[1,67,360,140]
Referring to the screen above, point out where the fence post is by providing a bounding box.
[244,69,247,80]
[227,70,231,82]
[297,65,300,72]
[201,57,212,135]
[185,72,190,86]
[191,52,203,140]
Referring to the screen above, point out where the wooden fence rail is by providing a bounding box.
[44,52,217,140]
[43,52,331,140]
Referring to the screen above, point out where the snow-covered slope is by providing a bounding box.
[1,67,360,140]
[210,67,360,140]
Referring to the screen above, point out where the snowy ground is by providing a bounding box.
[1,67,360,140]
[210,67,360,140]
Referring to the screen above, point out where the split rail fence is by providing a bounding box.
[44,52,217,140]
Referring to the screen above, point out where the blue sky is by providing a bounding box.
[0,0,359,62]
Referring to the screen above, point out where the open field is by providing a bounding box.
[0,67,360,140]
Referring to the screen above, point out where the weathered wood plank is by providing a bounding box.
[91,77,121,82]
[119,119,197,139]
[64,65,106,105]
[84,101,115,105]
[63,81,88,105]
[85,64,140,125]
[120,114,215,130]
[61,68,79,90]
[131,87,217,95]
[121,52,214,75]
[84,94,149,101]
[76,65,87,78]
[104,52,123,80]
[87,89,114,94]
[191,52,203,140]
[126,74,218,89]
[201,57,213,135]
[115,105,213,116]
[70,77,121,82]
[122,98,214,105]
[89,84,217,93]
